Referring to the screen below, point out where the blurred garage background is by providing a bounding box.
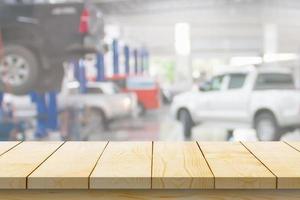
[1,0,300,141]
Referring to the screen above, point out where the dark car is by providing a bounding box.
[0,0,105,95]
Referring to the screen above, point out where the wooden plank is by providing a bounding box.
[28,141,107,189]
[90,142,152,189]
[0,141,20,156]
[152,142,214,189]
[1,190,300,200]
[198,142,275,189]
[244,141,300,189]
[0,141,63,189]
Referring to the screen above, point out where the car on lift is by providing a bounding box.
[0,0,104,95]
[171,65,300,141]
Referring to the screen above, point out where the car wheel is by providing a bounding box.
[254,112,281,141]
[0,45,39,95]
[80,108,106,140]
[226,130,234,141]
[36,65,64,93]
[178,109,193,139]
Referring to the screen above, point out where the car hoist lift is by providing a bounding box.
[0,35,148,139]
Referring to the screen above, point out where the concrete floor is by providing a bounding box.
[26,105,300,141]
[86,106,300,142]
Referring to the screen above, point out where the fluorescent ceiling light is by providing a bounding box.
[174,22,191,56]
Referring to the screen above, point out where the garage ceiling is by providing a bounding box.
[94,0,300,57]
[58,0,300,57]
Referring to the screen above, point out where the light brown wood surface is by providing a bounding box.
[0,141,20,156]
[0,190,300,200]
[1,141,300,190]
[0,141,63,189]
[152,142,214,189]
[198,142,276,189]
[244,142,300,189]
[28,142,107,189]
[90,142,152,189]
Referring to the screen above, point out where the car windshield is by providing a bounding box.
[111,79,126,90]
[127,77,156,90]
[86,87,103,94]
[255,73,295,90]
[228,73,247,89]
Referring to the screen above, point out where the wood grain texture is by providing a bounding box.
[28,142,107,189]
[244,142,300,189]
[0,141,63,189]
[0,141,20,156]
[198,142,275,189]
[152,142,214,189]
[1,190,300,200]
[90,142,152,189]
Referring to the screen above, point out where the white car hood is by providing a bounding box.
[173,91,197,103]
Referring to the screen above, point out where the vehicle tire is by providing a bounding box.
[80,107,107,140]
[0,45,39,95]
[178,109,193,139]
[36,65,64,93]
[226,130,234,141]
[137,102,146,116]
[254,112,281,141]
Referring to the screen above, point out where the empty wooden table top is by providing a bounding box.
[0,141,299,189]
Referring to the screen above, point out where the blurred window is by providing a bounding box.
[209,75,225,91]
[228,73,246,89]
[69,87,79,94]
[127,77,156,90]
[255,73,295,90]
[113,79,126,89]
[68,86,104,94]
[96,83,121,95]
[113,85,120,93]
[99,84,114,94]
[86,87,103,94]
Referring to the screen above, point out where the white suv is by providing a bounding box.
[171,66,300,141]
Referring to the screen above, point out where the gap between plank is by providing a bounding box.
[283,141,300,153]
[25,141,66,189]
[0,141,22,158]
[196,142,216,189]
[88,141,109,189]
[240,141,278,189]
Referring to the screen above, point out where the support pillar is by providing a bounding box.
[47,92,58,131]
[133,49,138,75]
[31,92,48,139]
[124,45,130,75]
[96,53,105,81]
[112,39,119,75]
